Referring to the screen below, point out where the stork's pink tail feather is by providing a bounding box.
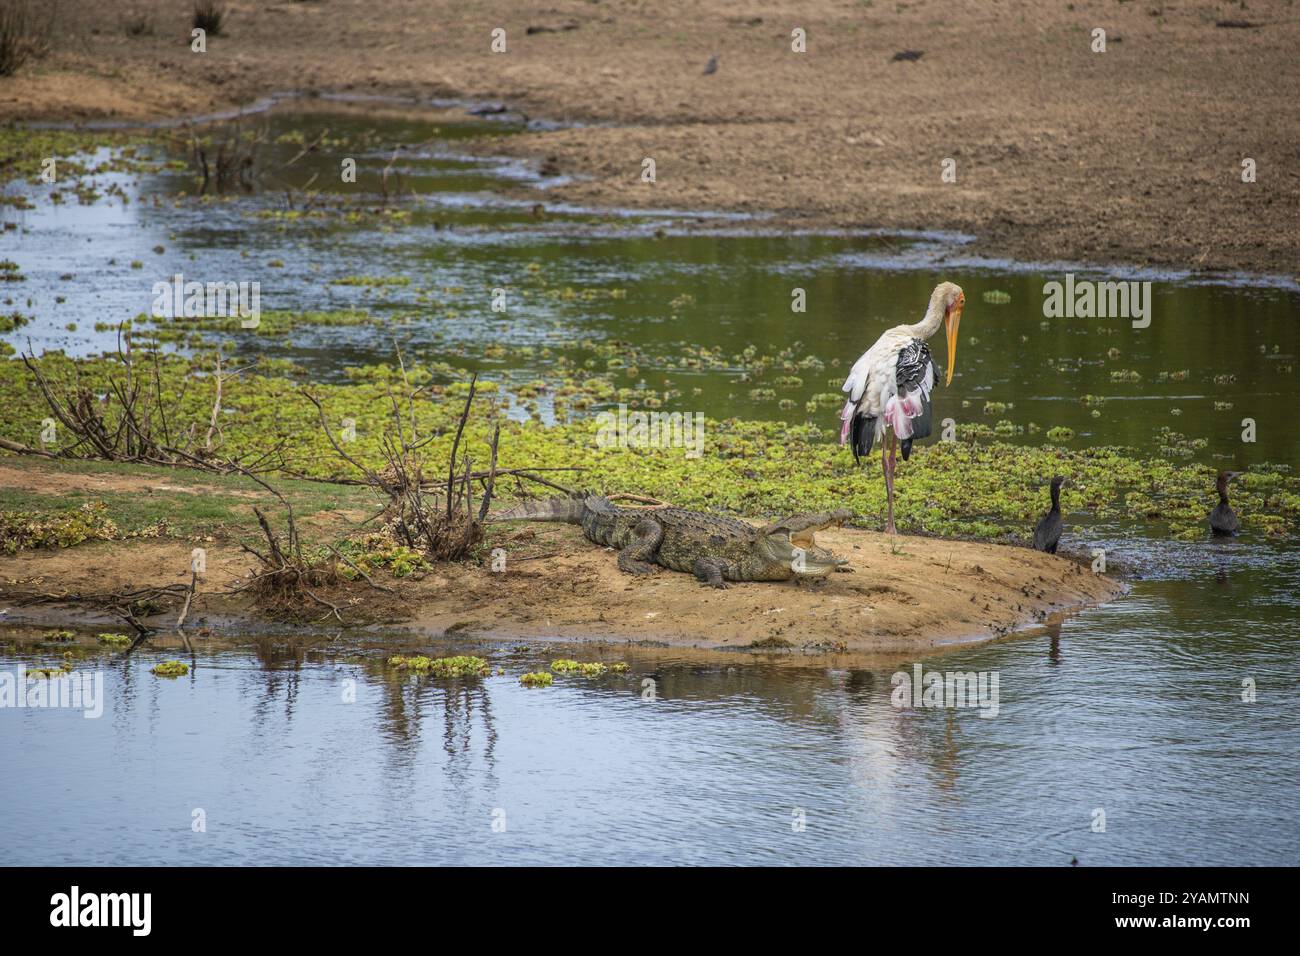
[884,388,925,439]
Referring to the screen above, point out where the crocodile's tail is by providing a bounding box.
[486,495,588,524]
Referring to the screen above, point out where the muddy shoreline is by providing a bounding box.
[0,522,1125,657]
[5,1,1297,279]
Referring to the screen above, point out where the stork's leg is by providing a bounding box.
[889,433,899,530]
[883,432,897,535]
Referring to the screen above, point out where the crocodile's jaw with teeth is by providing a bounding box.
[759,536,846,576]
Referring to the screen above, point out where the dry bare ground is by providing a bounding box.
[2,0,1296,276]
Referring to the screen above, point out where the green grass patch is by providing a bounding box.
[0,457,377,549]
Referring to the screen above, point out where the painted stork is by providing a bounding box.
[1033,475,1066,553]
[1209,471,1242,535]
[839,281,965,533]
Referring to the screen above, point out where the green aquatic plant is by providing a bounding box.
[0,127,165,187]
[96,633,133,647]
[981,290,1011,304]
[551,659,609,677]
[150,660,189,678]
[25,663,73,678]
[334,537,431,580]
[519,671,553,687]
[389,655,491,677]
[2,351,1297,544]
[42,630,75,642]
[0,501,122,554]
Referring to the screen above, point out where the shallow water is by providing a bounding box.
[3,542,1297,867]
[4,106,1298,462]
[2,105,1298,865]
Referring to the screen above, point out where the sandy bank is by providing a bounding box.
[0,521,1122,654]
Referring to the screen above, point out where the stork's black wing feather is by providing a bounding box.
[850,412,876,464]
[895,339,935,461]
[895,339,931,393]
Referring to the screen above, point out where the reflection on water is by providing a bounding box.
[3,538,1297,866]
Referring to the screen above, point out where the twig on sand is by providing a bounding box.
[0,436,55,457]
[446,373,477,520]
[176,570,199,629]
[478,422,501,522]
[608,493,670,507]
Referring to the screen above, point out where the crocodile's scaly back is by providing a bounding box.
[486,495,588,524]
[489,495,850,587]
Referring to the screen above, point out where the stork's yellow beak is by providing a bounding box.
[944,295,964,386]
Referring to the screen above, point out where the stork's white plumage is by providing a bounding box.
[839,327,935,446]
[840,282,966,534]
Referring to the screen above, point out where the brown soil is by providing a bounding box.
[0,465,1121,653]
[0,462,256,497]
[7,1,1298,277]
[390,522,1123,652]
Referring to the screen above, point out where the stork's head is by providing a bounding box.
[931,282,966,386]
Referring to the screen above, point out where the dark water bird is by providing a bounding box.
[840,282,966,534]
[1210,471,1242,535]
[703,54,719,75]
[891,50,924,62]
[1033,475,1066,554]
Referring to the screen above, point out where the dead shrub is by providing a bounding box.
[192,1,225,36]
[0,0,54,77]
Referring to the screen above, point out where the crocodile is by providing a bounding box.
[489,495,852,587]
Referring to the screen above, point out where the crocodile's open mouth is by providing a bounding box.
[761,535,849,576]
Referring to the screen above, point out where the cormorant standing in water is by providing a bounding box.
[1210,471,1242,535]
[1033,475,1066,554]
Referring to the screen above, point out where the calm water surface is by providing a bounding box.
[1,105,1297,865]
